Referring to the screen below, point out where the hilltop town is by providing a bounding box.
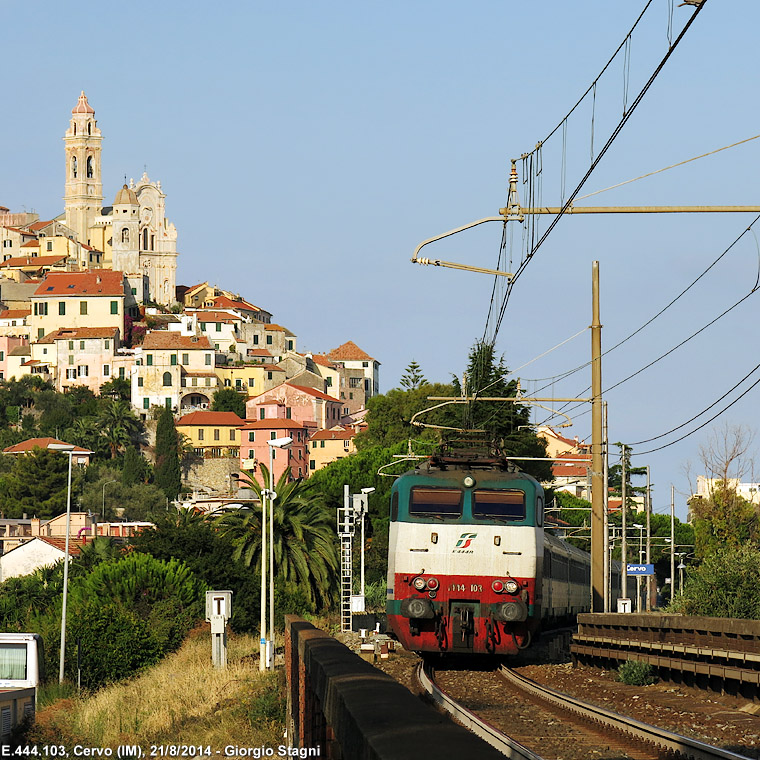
[0,92,379,494]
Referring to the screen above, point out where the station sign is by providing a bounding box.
[626,564,655,576]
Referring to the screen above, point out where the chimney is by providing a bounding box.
[31,517,41,536]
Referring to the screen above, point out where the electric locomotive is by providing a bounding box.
[386,449,592,656]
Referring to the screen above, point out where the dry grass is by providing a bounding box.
[28,628,284,748]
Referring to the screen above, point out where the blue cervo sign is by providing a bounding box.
[627,564,655,576]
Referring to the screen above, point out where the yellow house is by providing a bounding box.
[0,253,69,283]
[29,270,129,342]
[215,362,285,397]
[308,426,358,473]
[175,410,245,458]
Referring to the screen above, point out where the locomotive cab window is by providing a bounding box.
[472,489,525,521]
[409,487,462,518]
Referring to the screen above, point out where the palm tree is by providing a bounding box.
[216,466,338,609]
[98,400,144,458]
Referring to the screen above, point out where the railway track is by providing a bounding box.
[415,662,754,760]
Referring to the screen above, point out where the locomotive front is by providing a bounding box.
[386,455,544,655]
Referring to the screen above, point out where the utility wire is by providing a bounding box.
[528,213,760,395]
[491,0,708,341]
[628,359,760,446]
[633,374,760,456]
[576,133,760,201]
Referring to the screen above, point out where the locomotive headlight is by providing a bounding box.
[463,476,476,488]
[426,577,439,591]
[491,579,504,593]
[505,579,519,594]
[412,577,427,591]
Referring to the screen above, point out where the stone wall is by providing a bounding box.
[181,456,239,495]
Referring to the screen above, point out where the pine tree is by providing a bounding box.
[154,407,181,501]
[453,340,552,482]
[399,360,426,390]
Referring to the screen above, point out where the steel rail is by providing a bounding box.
[414,663,543,760]
[499,666,753,760]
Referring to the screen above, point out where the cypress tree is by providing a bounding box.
[122,446,144,485]
[154,407,181,501]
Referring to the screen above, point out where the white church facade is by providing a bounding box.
[61,92,179,306]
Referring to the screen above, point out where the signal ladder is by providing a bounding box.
[337,504,355,632]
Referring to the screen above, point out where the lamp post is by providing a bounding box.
[49,443,74,684]
[266,436,292,670]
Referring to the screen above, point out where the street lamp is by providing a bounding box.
[265,436,292,670]
[49,443,74,684]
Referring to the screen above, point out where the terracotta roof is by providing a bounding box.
[34,537,84,556]
[141,332,212,350]
[182,370,218,377]
[37,327,119,344]
[247,349,272,357]
[258,364,285,372]
[286,383,340,401]
[3,437,92,455]
[176,411,245,426]
[0,308,31,320]
[0,255,66,269]
[8,346,30,356]
[190,310,239,323]
[309,428,355,442]
[211,295,262,312]
[327,341,375,362]
[33,270,124,297]
[27,221,55,232]
[312,354,336,368]
[539,427,590,450]
[264,324,294,335]
[20,240,40,248]
[72,91,95,114]
[239,419,304,430]
[552,453,591,479]
[1,226,36,237]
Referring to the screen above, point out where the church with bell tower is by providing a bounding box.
[61,92,179,306]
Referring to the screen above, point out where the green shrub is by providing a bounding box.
[668,544,760,619]
[618,660,656,686]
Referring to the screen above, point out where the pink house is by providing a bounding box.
[0,336,27,381]
[245,382,344,430]
[238,419,310,486]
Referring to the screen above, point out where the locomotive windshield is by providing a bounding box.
[472,489,525,521]
[409,486,462,518]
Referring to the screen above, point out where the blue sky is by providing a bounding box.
[2,1,758,520]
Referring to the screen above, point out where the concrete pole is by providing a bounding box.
[603,402,610,613]
[670,484,676,604]
[590,261,605,612]
[58,451,73,684]
[621,446,628,601]
[269,448,275,670]
[259,463,268,672]
[645,466,652,612]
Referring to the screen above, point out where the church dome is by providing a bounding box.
[114,184,138,206]
[72,91,95,115]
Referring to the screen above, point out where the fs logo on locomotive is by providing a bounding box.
[453,533,477,552]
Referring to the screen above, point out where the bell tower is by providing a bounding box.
[63,91,103,244]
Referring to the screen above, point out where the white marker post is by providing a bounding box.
[206,590,233,669]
